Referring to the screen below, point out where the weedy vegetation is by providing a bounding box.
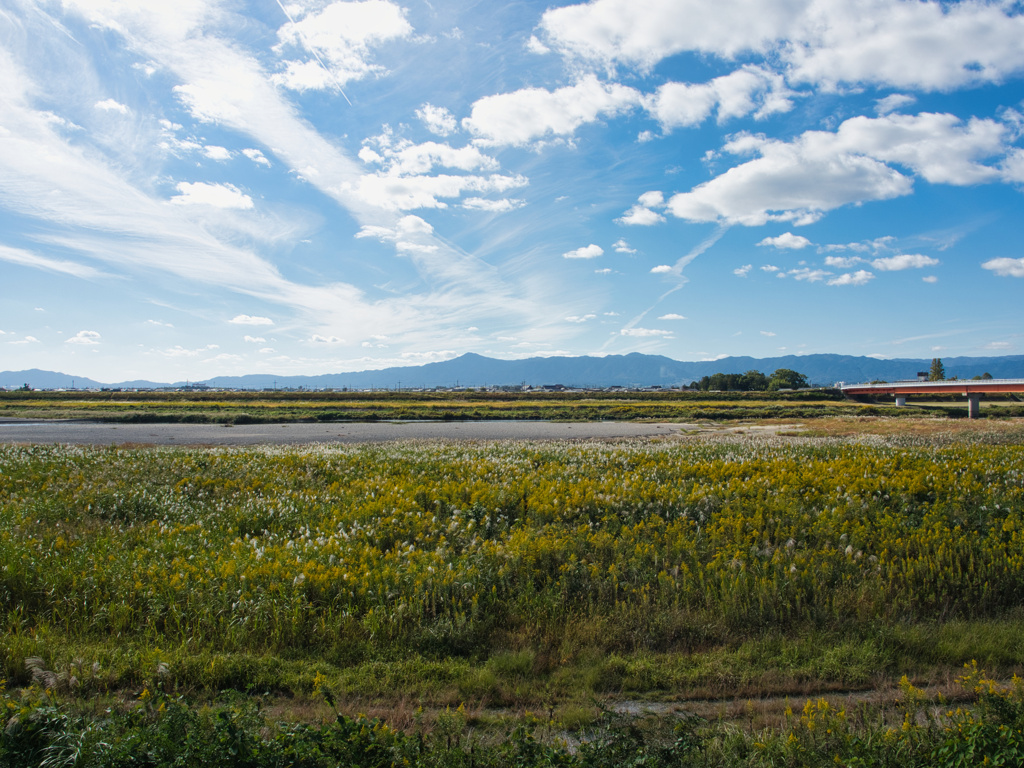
[1,420,1023,765]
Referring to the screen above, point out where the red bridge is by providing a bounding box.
[840,379,1024,418]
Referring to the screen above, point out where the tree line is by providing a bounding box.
[688,368,809,392]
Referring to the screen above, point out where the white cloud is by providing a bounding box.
[734,264,753,277]
[460,197,525,212]
[540,0,1024,92]
[982,257,1024,278]
[594,268,612,274]
[352,170,526,211]
[789,268,830,282]
[273,0,414,91]
[243,335,266,343]
[538,0,794,70]
[416,103,457,137]
[659,313,687,320]
[828,269,875,286]
[66,330,101,345]
[871,253,939,271]
[310,334,344,344]
[760,330,776,336]
[170,181,254,209]
[666,112,1008,226]
[0,244,107,279]
[786,0,1024,91]
[922,275,938,284]
[462,74,641,147]
[650,265,672,274]
[355,214,434,241]
[563,244,604,259]
[643,66,793,131]
[875,94,915,115]
[94,98,129,114]
[620,327,672,337]
[565,314,596,323]
[230,314,274,326]
[758,232,811,249]
[617,190,666,225]
[613,239,636,254]
[824,255,863,269]
[361,130,500,175]
[761,264,780,272]
[242,148,271,166]
[617,205,665,226]
[203,145,231,161]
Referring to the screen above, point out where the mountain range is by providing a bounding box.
[3,353,1023,391]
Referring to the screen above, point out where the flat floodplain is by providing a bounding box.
[2,418,1024,765]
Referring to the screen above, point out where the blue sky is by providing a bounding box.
[1,0,1023,382]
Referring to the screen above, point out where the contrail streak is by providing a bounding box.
[274,0,353,106]
[602,224,730,351]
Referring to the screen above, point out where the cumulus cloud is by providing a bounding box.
[828,270,875,286]
[203,145,231,161]
[617,190,666,225]
[789,268,830,282]
[416,103,458,136]
[310,334,344,343]
[734,264,753,277]
[539,0,1024,91]
[243,335,266,343]
[758,232,812,249]
[351,129,525,210]
[643,66,793,131]
[650,265,672,274]
[462,74,641,147]
[460,197,525,212]
[613,239,636,254]
[230,314,274,326]
[565,314,596,323]
[824,255,863,269]
[351,170,527,211]
[563,244,604,259]
[170,181,254,209]
[355,215,434,241]
[538,0,794,70]
[871,253,939,270]
[94,98,129,114]
[659,313,687,320]
[666,112,1009,226]
[786,0,1024,91]
[273,0,414,91]
[66,330,101,345]
[360,129,500,175]
[242,148,271,166]
[982,257,1024,278]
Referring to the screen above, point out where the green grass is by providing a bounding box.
[2,426,1024,764]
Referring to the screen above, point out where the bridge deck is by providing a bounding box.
[841,379,1024,396]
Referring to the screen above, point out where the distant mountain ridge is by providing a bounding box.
[3,353,1023,391]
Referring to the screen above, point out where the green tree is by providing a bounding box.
[929,358,946,381]
[768,368,809,390]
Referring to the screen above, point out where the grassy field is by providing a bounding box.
[7,387,1016,424]
[2,418,1023,765]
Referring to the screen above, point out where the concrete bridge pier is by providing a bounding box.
[895,395,906,407]
[966,393,981,419]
